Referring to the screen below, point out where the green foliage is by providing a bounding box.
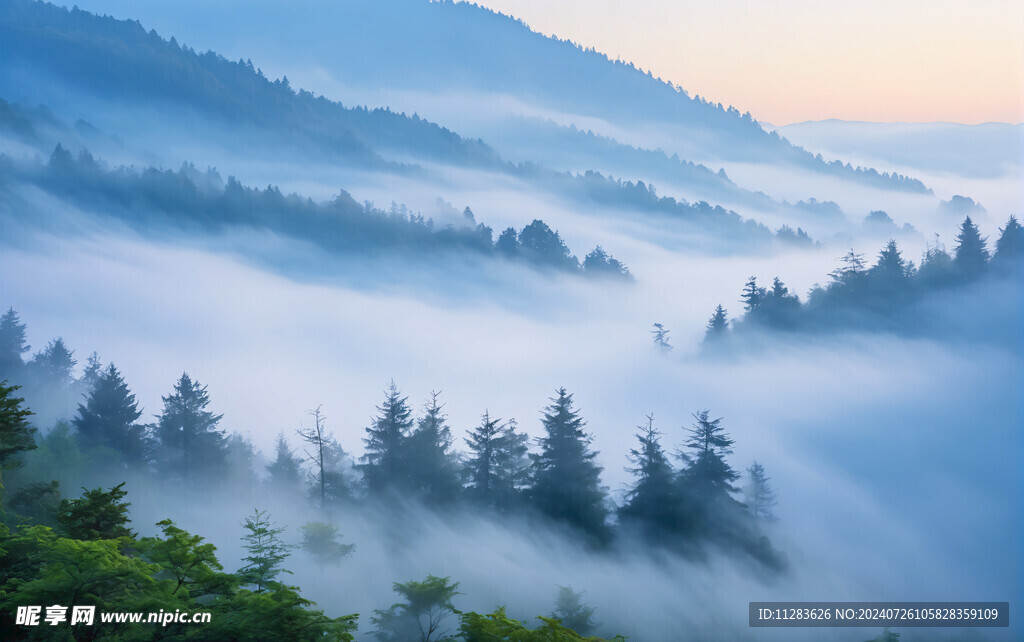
[0,382,35,492]
[299,521,354,565]
[550,586,597,636]
[372,575,461,641]
[0,308,30,378]
[5,480,62,528]
[209,584,358,642]
[238,509,291,593]
[56,483,134,541]
[138,519,231,600]
[460,607,624,641]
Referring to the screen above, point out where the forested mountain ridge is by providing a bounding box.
[0,0,500,168]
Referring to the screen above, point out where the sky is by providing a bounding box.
[470,0,1024,125]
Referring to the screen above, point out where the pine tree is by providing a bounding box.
[871,240,907,279]
[680,410,740,508]
[619,415,679,538]
[406,392,461,505]
[28,338,76,388]
[703,305,729,345]
[361,381,414,495]
[746,461,777,521]
[953,215,990,276]
[650,323,672,352]
[0,308,29,378]
[463,411,503,506]
[267,432,304,495]
[0,382,35,495]
[993,215,1023,266]
[238,509,291,593]
[530,388,608,542]
[154,373,227,484]
[79,351,103,391]
[72,363,150,467]
[828,250,867,289]
[740,276,765,313]
[492,419,531,512]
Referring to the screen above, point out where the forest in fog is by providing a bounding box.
[1,0,1020,640]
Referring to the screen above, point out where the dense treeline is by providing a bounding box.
[0,311,778,565]
[700,215,1023,347]
[0,385,618,640]
[0,145,632,279]
[0,314,784,639]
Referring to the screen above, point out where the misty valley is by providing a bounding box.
[0,1,1020,641]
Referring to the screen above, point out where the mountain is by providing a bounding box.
[61,0,928,193]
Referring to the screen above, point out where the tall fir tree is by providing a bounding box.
[745,461,777,521]
[953,215,990,276]
[238,509,291,593]
[703,305,729,345]
[154,373,227,484]
[267,432,304,495]
[72,363,150,468]
[463,411,502,507]
[679,410,740,512]
[406,392,462,505]
[530,388,608,542]
[618,415,680,540]
[28,338,76,388]
[740,276,765,313]
[0,382,35,496]
[0,308,29,379]
[993,215,1023,266]
[492,419,531,512]
[79,351,103,391]
[361,381,414,495]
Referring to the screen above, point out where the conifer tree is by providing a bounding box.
[871,240,907,280]
[361,381,414,495]
[530,388,608,541]
[464,411,502,506]
[79,351,103,391]
[953,215,990,275]
[267,432,304,494]
[740,276,765,312]
[0,382,35,495]
[154,373,227,484]
[993,215,1023,266]
[680,410,740,508]
[0,308,29,378]
[619,415,679,538]
[72,363,149,467]
[703,305,729,345]
[406,392,461,505]
[238,509,291,593]
[650,323,672,352]
[745,461,777,521]
[492,418,531,512]
[56,482,134,540]
[28,338,76,388]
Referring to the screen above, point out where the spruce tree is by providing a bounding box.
[406,392,461,505]
[739,277,764,313]
[238,509,291,593]
[72,363,149,467]
[993,215,1023,266]
[361,381,414,495]
[953,215,990,276]
[154,373,227,484]
[0,308,29,379]
[267,432,304,495]
[28,338,76,388]
[0,382,35,494]
[619,415,679,539]
[463,411,502,506]
[745,461,777,521]
[492,418,531,512]
[530,388,608,542]
[703,305,729,345]
[679,410,740,509]
[79,351,103,391]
